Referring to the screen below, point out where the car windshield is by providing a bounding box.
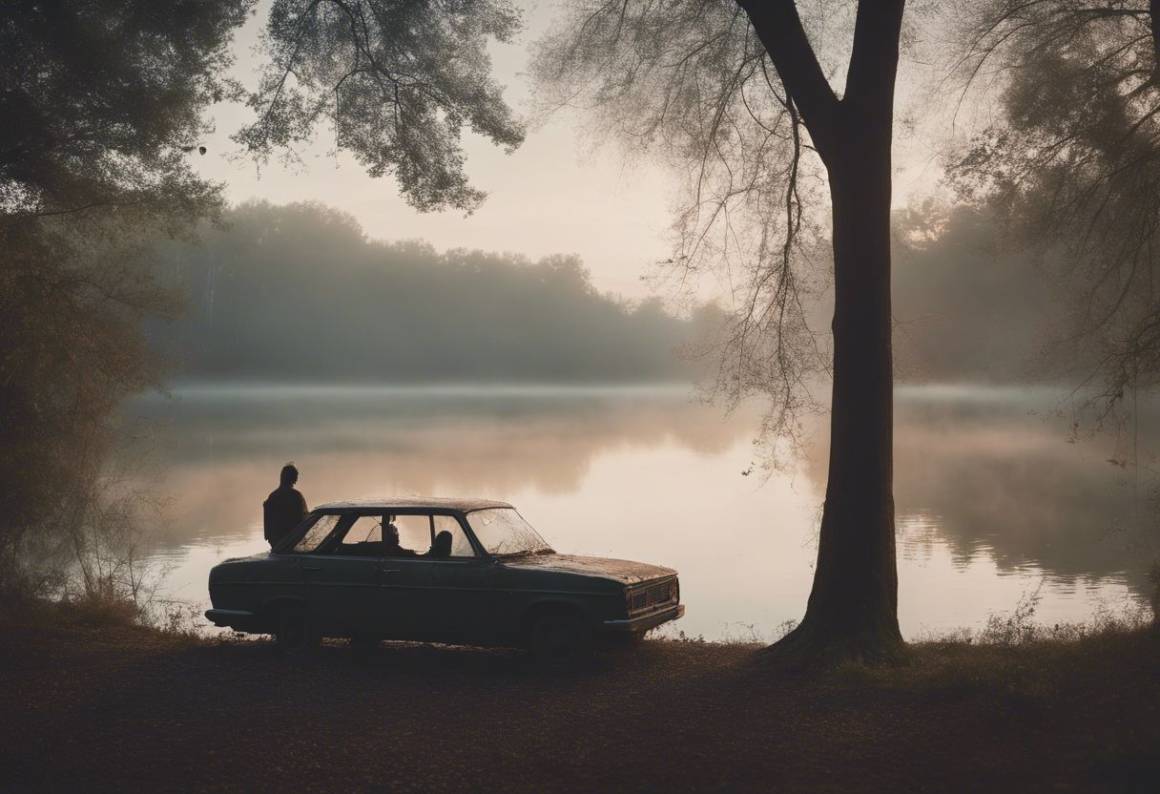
[467,508,554,557]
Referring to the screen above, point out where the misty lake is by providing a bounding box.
[114,383,1156,642]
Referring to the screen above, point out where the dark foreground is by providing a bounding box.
[2,614,1158,793]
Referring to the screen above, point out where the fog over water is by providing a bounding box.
[114,382,1153,642]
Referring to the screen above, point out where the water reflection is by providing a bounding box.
[117,384,744,545]
[116,383,1150,641]
[893,387,1159,596]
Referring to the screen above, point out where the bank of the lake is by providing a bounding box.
[2,609,1157,792]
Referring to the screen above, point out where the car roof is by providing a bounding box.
[314,496,513,512]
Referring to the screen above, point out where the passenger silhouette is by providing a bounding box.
[383,521,417,557]
[428,530,453,559]
[263,464,308,549]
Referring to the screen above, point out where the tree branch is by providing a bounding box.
[738,0,840,162]
[843,0,906,122]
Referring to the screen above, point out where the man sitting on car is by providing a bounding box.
[263,463,307,549]
[383,520,417,557]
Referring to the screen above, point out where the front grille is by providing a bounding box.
[629,579,677,613]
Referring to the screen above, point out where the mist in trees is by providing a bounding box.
[145,200,1071,386]
[0,0,528,598]
[891,204,1071,384]
[0,0,249,598]
[950,0,1160,407]
[148,202,716,382]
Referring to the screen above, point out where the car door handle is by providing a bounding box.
[302,565,322,572]
[379,568,400,574]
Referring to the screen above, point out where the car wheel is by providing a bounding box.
[528,610,592,665]
[275,607,318,656]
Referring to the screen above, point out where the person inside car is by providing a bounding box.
[383,520,417,557]
[427,530,453,559]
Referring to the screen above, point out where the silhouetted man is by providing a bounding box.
[264,464,308,549]
[382,521,417,557]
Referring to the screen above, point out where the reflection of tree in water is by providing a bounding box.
[112,386,754,547]
[803,389,1159,597]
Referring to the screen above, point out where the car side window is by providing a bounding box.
[433,515,476,558]
[382,513,476,558]
[390,514,429,554]
[292,513,343,553]
[330,515,384,556]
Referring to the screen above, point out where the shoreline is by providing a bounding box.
[3,605,1157,792]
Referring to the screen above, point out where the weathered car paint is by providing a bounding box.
[499,554,676,586]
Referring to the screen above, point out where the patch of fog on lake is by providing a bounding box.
[112,382,1156,642]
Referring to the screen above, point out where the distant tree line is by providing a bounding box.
[149,202,719,382]
[890,203,1071,385]
[148,200,1075,386]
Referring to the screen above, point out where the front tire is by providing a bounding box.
[528,610,592,665]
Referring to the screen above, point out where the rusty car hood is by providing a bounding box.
[499,553,675,585]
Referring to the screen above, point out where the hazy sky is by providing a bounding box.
[193,1,952,301]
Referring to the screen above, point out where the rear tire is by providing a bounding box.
[528,610,592,665]
[275,607,319,656]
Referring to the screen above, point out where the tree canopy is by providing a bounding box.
[0,0,529,595]
[0,0,250,220]
[236,0,526,212]
[0,0,261,595]
[950,0,1160,406]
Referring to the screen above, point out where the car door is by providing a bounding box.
[380,512,496,642]
[295,512,387,637]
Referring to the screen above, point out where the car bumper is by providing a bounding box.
[204,608,258,630]
[601,603,685,633]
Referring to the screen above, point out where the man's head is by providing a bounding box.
[279,463,299,487]
[384,521,400,546]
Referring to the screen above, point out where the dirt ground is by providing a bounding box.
[1,616,1158,793]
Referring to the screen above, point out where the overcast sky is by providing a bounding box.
[193,1,954,302]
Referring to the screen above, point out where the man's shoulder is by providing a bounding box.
[266,487,295,503]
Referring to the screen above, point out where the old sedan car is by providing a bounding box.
[205,497,684,659]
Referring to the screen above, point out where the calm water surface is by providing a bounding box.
[115,383,1155,641]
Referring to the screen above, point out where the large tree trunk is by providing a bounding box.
[738,0,905,665]
[748,0,907,665]
[769,119,904,664]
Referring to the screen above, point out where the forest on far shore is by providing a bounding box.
[149,201,1069,385]
[149,202,719,382]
